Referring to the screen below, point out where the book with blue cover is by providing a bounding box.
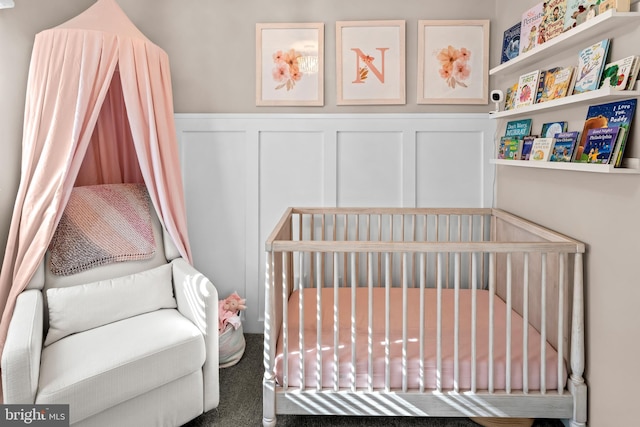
[550,131,579,162]
[573,39,610,94]
[575,98,637,165]
[501,22,521,64]
[578,127,620,164]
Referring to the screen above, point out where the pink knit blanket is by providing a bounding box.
[49,183,156,276]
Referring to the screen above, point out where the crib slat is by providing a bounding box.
[471,252,478,393]
[488,252,495,393]
[333,252,339,392]
[282,253,289,391]
[367,252,374,392]
[351,252,357,392]
[436,251,443,392]
[299,251,305,390]
[402,252,408,392]
[558,253,565,395]
[523,253,530,394]
[506,252,512,394]
[454,252,460,393]
[419,251,426,393]
[385,252,391,392]
[316,252,322,392]
[541,253,547,395]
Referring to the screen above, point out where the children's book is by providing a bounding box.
[577,127,620,163]
[540,121,568,138]
[544,0,567,41]
[515,70,541,108]
[497,137,508,159]
[575,98,637,165]
[504,82,519,111]
[520,2,546,55]
[625,56,640,90]
[501,22,521,64]
[505,119,533,137]
[573,39,610,94]
[521,135,538,160]
[599,55,637,91]
[529,137,555,161]
[550,131,579,162]
[537,66,575,103]
[502,137,523,160]
[564,0,597,31]
[610,127,628,165]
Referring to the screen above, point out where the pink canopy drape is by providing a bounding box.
[0,0,193,382]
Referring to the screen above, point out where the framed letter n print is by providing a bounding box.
[418,20,489,105]
[336,20,406,105]
[256,22,324,106]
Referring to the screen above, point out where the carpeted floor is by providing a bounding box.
[183,334,565,427]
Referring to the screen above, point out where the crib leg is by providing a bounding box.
[263,372,277,427]
[568,378,587,427]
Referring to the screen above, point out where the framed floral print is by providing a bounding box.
[336,20,406,105]
[417,20,490,105]
[256,23,324,106]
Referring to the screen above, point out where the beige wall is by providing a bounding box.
[494,1,640,427]
[0,0,497,269]
[1,0,638,425]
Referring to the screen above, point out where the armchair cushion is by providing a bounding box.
[45,263,176,346]
[37,309,205,424]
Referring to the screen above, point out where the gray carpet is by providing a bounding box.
[183,334,565,427]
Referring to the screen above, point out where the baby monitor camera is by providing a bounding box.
[490,89,504,113]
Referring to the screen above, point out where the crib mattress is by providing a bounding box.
[274,287,566,391]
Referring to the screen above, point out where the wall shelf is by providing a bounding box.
[490,10,640,77]
[490,158,640,174]
[489,88,640,119]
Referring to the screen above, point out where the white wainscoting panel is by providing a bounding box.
[175,113,496,333]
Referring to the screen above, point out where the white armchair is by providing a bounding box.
[1,185,219,426]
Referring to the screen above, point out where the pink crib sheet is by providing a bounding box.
[274,287,566,391]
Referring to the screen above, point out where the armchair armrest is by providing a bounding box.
[1,289,43,403]
[171,258,219,411]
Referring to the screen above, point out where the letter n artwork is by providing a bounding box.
[336,20,406,105]
[351,48,389,84]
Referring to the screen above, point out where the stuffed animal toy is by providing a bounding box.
[218,292,246,331]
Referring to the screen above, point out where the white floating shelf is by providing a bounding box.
[490,10,640,77]
[490,158,640,174]
[489,89,640,119]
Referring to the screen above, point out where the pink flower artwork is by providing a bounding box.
[272,48,303,91]
[435,45,472,89]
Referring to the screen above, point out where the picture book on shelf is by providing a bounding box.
[519,2,546,55]
[529,137,555,161]
[544,0,567,41]
[515,70,540,108]
[575,98,637,165]
[505,119,532,137]
[573,39,610,94]
[599,55,637,91]
[550,131,579,162]
[626,56,640,90]
[504,82,519,111]
[540,121,568,138]
[536,66,575,103]
[501,22,521,64]
[521,135,537,160]
[564,0,598,31]
[577,127,620,163]
[501,136,523,160]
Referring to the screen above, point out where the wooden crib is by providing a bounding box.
[263,208,586,427]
